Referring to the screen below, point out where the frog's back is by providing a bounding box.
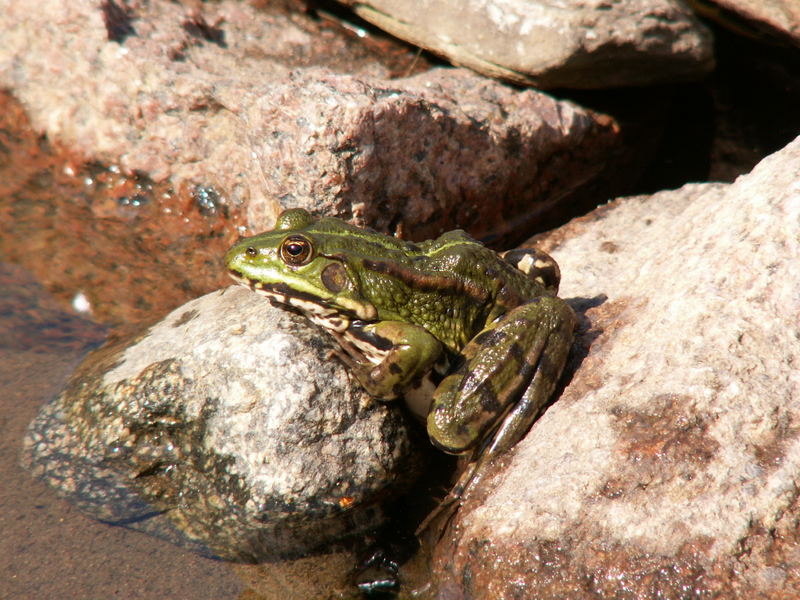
[357,230,548,349]
[422,231,553,302]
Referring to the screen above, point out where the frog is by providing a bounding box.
[225,208,575,510]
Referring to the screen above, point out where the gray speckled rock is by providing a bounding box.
[340,0,715,88]
[431,137,800,597]
[23,286,425,561]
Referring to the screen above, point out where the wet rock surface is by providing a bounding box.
[340,0,715,88]
[430,137,800,598]
[23,286,426,562]
[0,91,240,326]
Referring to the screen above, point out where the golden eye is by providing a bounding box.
[280,235,313,266]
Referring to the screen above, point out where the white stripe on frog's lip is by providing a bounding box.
[229,271,352,333]
[229,268,378,321]
[286,296,351,333]
[340,329,390,365]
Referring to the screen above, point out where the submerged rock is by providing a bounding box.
[431,136,800,597]
[23,286,425,562]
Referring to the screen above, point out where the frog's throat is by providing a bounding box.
[229,270,357,333]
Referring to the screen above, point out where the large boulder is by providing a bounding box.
[431,137,800,598]
[23,286,426,562]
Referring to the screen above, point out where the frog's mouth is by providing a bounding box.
[228,269,354,333]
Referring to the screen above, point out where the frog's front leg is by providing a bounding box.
[427,296,576,494]
[334,320,444,401]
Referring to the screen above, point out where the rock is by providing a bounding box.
[338,0,715,88]
[0,0,619,243]
[430,137,800,597]
[694,0,800,47]
[240,67,619,245]
[22,286,425,562]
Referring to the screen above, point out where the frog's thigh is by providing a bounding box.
[427,296,575,455]
[356,321,443,399]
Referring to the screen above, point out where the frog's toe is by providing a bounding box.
[426,375,480,454]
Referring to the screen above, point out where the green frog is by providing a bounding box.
[225,208,575,504]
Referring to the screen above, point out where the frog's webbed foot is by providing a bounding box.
[327,338,390,400]
[326,326,397,394]
[327,331,368,369]
[416,494,460,540]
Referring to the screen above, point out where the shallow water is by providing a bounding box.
[0,265,245,599]
[0,85,251,595]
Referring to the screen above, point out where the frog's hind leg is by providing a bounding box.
[463,301,575,485]
[419,296,575,535]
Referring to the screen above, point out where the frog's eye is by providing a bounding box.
[280,235,313,266]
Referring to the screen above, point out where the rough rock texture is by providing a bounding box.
[696,0,800,46]
[339,0,715,88]
[0,0,618,242]
[23,286,425,562]
[430,137,800,598]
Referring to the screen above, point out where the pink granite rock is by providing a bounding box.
[430,136,800,598]
[0,0,619,242]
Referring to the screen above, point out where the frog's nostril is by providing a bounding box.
[246,247,257,257]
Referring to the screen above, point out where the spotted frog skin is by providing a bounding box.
[225,209,575,502]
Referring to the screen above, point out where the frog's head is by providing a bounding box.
[225,208,378,330]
